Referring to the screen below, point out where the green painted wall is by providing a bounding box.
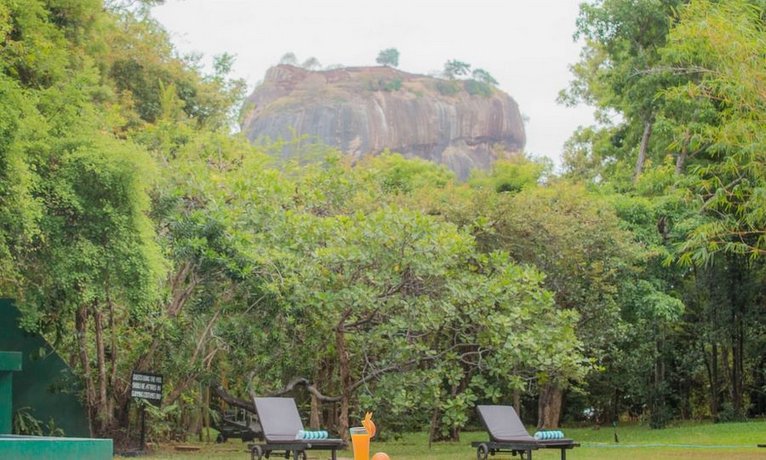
[0,352,22,434]
[0,353,22,371]
[0,299,90,437]
[0,435,112,459]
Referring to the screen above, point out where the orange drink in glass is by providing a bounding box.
[350,427,370,460]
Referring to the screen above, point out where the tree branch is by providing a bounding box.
[267,377,342,403]
[212,382,256,413]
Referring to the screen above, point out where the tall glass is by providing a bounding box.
[350,427,370,460]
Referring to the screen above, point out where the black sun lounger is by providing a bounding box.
[472,405,579,460]
[249,397,344,460]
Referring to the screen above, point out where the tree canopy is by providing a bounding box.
[376,48,400,67]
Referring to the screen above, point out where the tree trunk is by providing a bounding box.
[674,131,690,174]
[165,307,222,407]
[335,324,351,442]
[633,120,653,182]
[310,393,321,430]
[94,307,112,434]
[703,341,719,420]
[76,305,95,436]
[722,345,731,411]
[707,269,722,421]
[513,389,521,418]
[204,385,211,442]
[104,273,120,427]
[428,405,441,448]
[134,262,198,372]
[650,332,667,427]
[108,301,119,424]
[732,323,742,415]
[328,401,338,433]
[198,383,204,442]
[730,257,745,417]
[323,360,337,433]
[449,381,460,442]
[309,366,322,429]
[537,383,563,429]
[712,342,720,419]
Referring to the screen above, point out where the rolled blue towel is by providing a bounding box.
[296,430,329,440]
[533,430,564,440]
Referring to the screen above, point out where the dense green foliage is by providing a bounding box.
[442,60,497,97]
[0,0,764,446]
[563,0,766,427]
[376,48,400,67]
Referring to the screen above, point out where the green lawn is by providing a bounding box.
[128,421,766,460]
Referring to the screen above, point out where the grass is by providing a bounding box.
[120,421,766,460]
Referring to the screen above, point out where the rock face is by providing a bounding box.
[241,65,526,179]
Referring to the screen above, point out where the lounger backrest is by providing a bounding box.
[476,405,535,442]
[254,397,305,440]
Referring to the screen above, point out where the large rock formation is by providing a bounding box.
[241,65,526,179]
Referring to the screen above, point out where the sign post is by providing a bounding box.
[130,371,163,452]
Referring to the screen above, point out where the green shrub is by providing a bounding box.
[13,408,43,436]
[368,77,402,92]
[383,78,402,91]
[436,80,460,96]
[464,79,493,97]
[13,408,65,436]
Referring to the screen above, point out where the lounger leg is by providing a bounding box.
[331,448,337,460]
[560,448,566,460]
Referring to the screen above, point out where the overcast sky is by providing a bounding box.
[152,0,595,166]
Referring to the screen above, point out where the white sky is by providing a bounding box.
[151,0,595,167]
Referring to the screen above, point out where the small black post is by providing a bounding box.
[140,404,147,451]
